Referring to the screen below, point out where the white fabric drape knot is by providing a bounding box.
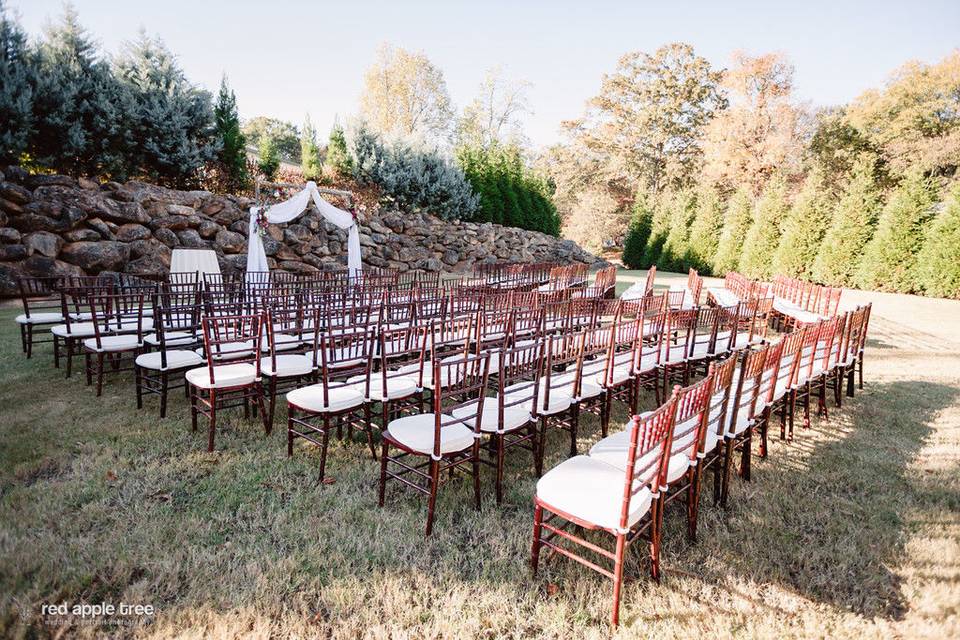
[245,181,362,275]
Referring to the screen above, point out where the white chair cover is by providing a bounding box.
[245,181,362,275]
[171,248,221,276]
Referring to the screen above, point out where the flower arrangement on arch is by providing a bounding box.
[254,208,270,237]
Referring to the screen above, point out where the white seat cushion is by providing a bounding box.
[197,340,255,361]
[703,429,723,456]
[262,332,301,352]
[286,383,364,413]
[707,287,740,307]
[552,371,604,400]
[589,428,661,474]
[136,349,204,371]
[185,363,257,389]
[51,322,96,338]
[386,413,475,455]
[536,456,653,530]
[596,365,632,387]
[503,380,573,415]
[665,453,691,484]
[261,354,314,377]
[16,312,63,324]
[395,355,468,390]
[451,402,532,434]
[144,331,196,347]
[348,373,419,401]
[83,334,142,352]
[725,407,751,437]
[661,343,688,363]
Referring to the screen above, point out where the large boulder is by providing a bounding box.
[176,229,206,248]
[23,231,63,257]
[214,229,245,253]
[21,255,84,279]
[0,244,27,261]
[60,241,131,272]
[115,224,151,242]
[0,182,31,205]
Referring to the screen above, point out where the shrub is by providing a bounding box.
[622,194,654,269]
[0,3,33,165]
[771,169,832,278]
[854,170,935,292]
[712,186,753,275]
[456,143,560,235]
[740,174,789,279]
[641,195,673,267]
[684,184,724,274]
[915,184,960,298]
[352,124,479,221]
[213,76,249,191]
[300,114,322,181]
[812,158,881,286]
[325,122,353,178]
[257,135,279,181]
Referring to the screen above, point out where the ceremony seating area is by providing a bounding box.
[11,262,872,627]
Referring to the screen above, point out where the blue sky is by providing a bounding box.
[9,0,960,148]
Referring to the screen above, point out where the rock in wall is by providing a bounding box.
[0,167,607,295]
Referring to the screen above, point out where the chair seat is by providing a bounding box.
[386,413,475,455]
[16,312,63,324]
[261,354,314,377]
[536,456,653,530]
[51,322,97,338]
[661,343,688,364]
[702,429,723,456]
[589,428,661,474]
[725,408,751,437]
[286,383,364,413]
[83,334,143,352]
[185,363,257,389]
[348,373,419,401]
[707,287,740,307]
[451,402,532,434]
[144,331,196,347]
[596,365,632,387]
[395,355,466,390]
[136,349,204,371]
[504,380,573,415]
[262,332,301,352]
[552,371,604,400]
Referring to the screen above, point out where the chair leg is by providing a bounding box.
[531,503,543,573]
[569,405,579,457]
[611,533,627,627]
[858,358,864,390]
[25,324,33,358]
[650,498,664,582]
[846,368,855,397]
[364,404,377,460]
[378,437,389,507]
[190,385,198,432]
[803,382,811,429]
[495,434,505,505]
[601,393,611,438]
[207,389,217,452]
[53,335,60,369]
[318,414,330,481]
[19,324,27,354]
[287,406,295,457]
[472,443,482,511]
[135,366,144,409]
[95,353,104,396]
[425,458,440,537]
[267,376,277,433]
[255,382,270,435]
[759,409,769,459]
[159,372,169,419]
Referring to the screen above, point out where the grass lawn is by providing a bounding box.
[0,270,958,638]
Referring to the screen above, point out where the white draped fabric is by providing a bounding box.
[245,181,361,275]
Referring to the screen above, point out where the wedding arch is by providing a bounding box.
[245,180,362,275]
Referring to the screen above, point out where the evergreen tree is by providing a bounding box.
[31,5,125,176]
[213,75,249,191]
[325,121,353,177]
[684,183,724,273]
[740,174,789,279]
[855,170,935,292]
[713,186,753,275]
[0,1,33,165]
[300,114,322,181]
[113,32,216,187]
[641,195,673,267]
[660,188,697,271]
[258,135,279,181]
[916,184,960,299]
[622,194,654,269]
[812,158,881,286]
[771,169,832,278]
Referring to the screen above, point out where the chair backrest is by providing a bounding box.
[539,332,585,415]
[316,328,372,388]
[600,317,642,387]
[670,373,714,463]
[666,289,687,310]
[429,350,491,458]
[373,324,430,392]
[617,391,678,532]
[757,340,785,410]
[200,313,263,377]
[689,306,721,359]
[17,276,64,320]
[88,291,146,349]
[729,344,770,428]
[643,266,657,296]
[700,353,738,448]
[153,286,202,366]
[490,339,543,428]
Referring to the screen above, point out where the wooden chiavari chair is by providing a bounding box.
[15,275,65,358]
[720,344,770,506]
[83,290,148,396]
[533,391,678,626]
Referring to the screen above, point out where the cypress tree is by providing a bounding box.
[641,195,673,267]
[661,189,697,272]
[622,194,654,269]
[300,114,322,181]
[812,158,881,286]
[325,121,353,177]
[0,1,33,165]
[771,169,832,278]
[684,183,724,274]
[713,186,754,275]
[258,135,279,181]
[213,75,249,191]
[855,170,935,292]
[740,174,789,279]
[916,184,960,299]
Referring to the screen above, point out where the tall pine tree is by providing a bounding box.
[916,184,960,299]
[855,170,935,292]
[740,174,789,279]
[684,183,724,274]
[113,32,216,187]
[258,135,279,181]
[660,188,697,272]
[812,158,881,286]
[771,169,832,278]
[31,5,125,176]
[712,186,753,275]
[325,120,353,178]
[213,75,249,192]
[0,1,33,165]
[641,195,673,267]
[300,114,322,181]
[622,194,654,269]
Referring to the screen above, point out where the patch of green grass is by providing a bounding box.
[0,287,957,638]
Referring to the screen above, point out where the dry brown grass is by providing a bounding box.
[0,271,957,638]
